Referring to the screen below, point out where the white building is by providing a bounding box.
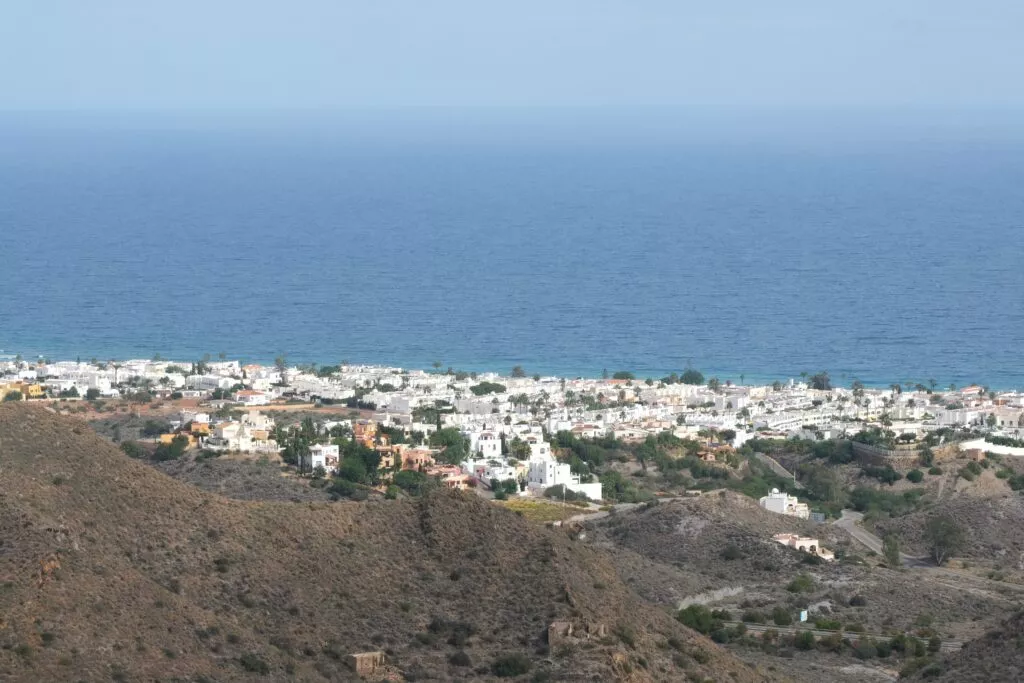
[304,443,340,473]
[759,489,810,520]
[470,431,502,459]
[526,449,603,501]
[235,390,269,406]
[186,374,233,391]
[773,533,834,561]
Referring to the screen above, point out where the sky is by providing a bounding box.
[1,1,1023,111]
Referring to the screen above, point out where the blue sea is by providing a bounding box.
[1,111,1022,388]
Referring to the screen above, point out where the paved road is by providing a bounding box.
[727,622,962,653]
[833,510,932,568]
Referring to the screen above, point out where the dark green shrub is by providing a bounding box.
[449,651,472,667]
[786,573,815,593]
[771,607,792,626]
[678,605,718,634]
[238,653,269,674]
[899,657,930,678]
[492,653,531,677]
[614,624,637,648]
[120,441,147,458]
[852,640,877,659]
[721,544,743,561]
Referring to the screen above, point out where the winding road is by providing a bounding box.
[833,510,932,568]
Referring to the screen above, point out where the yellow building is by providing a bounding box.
[1,382,43,400]
[190,422,211,436]
[22,384,45,399]
[159,433,197,447]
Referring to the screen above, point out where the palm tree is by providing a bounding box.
[274,355,287,378]
[111,361,122,385]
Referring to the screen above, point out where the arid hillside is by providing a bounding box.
[873,491,1024,563]
[0,404,769,682]
[587,491,1024,682]
[910,610,1024,682]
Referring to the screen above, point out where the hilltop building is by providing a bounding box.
[759,488,810,520]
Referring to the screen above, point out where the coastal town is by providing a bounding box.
[3,354,1023,505]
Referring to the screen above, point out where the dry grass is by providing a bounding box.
[498,498,582,523]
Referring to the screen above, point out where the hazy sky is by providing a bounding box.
[2,1,1023,111]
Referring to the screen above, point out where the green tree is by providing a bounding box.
[120,441,147,458]
[810,371,832,390]
[681,368,704,385]
[3,390,23,402]
[611,371,635,380]
[707,377,721,392]
[469,382,506,396]
[274,355,288,385]
[508,437,531,461]
[883,533,902,568]
[394,470,429,495]
[510,365,526,378]
[430,427,470,464]
[795,631,816,650]
[153,435,190,462]
[924,514,965,566]
[677,605,719,634]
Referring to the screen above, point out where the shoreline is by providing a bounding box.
[2,348,1020,393]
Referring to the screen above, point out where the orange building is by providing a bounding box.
[402,448,437,471]
[426,465,469,490]
[354,420,377,447]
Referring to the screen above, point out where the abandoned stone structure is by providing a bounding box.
[347,651,386,677]
[548,620,608,648]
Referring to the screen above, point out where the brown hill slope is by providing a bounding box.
[590,493,844,592]
[909,611,1024,682]
[873,492,1024,562]
[0,405,769,682]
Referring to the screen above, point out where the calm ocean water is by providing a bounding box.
[1,114,1022,388]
